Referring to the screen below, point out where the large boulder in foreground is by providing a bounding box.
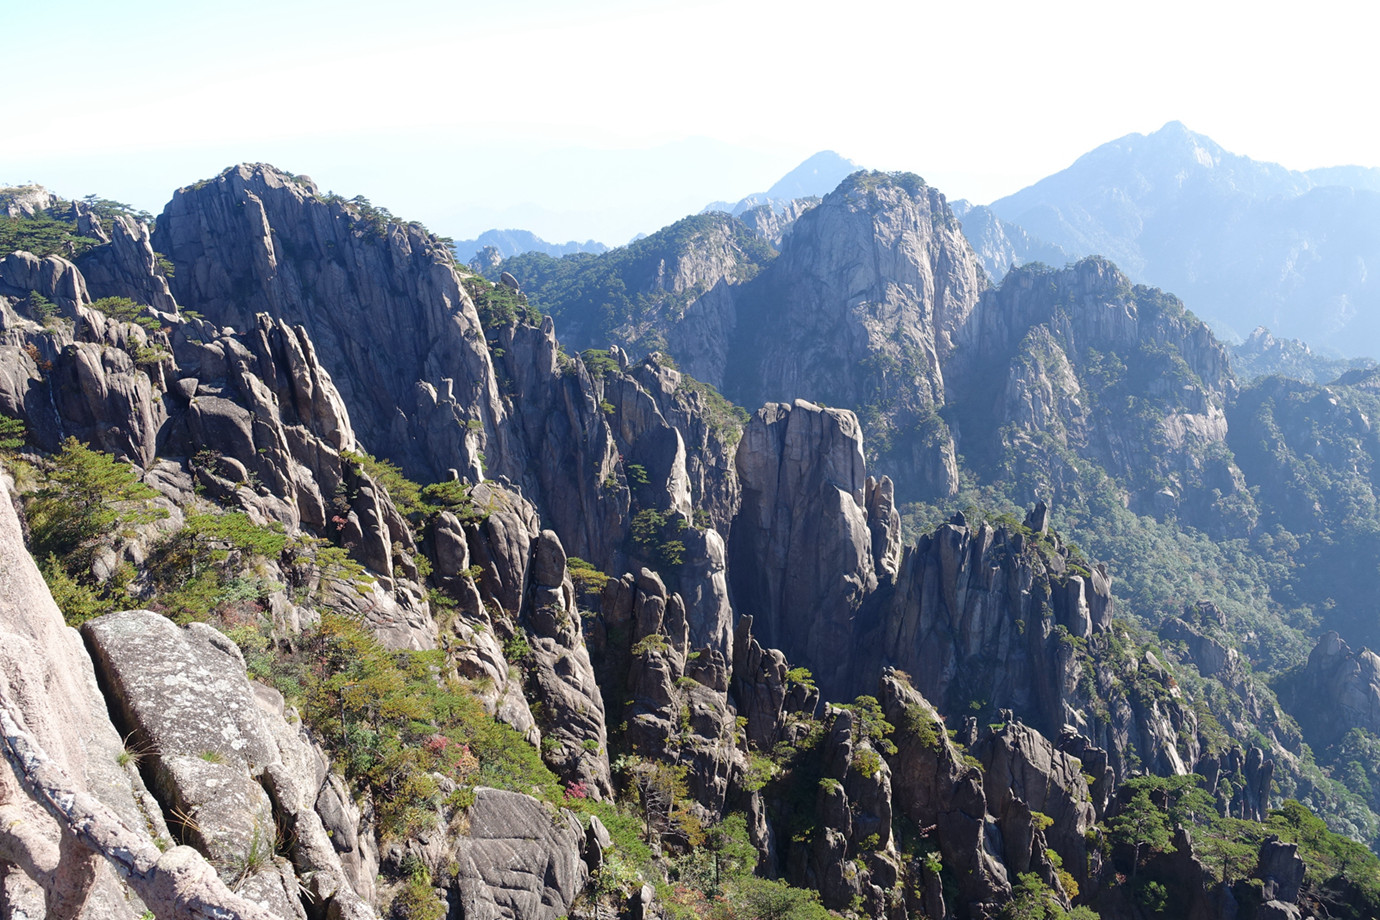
[449,787,589,920]
[82,609,377,919]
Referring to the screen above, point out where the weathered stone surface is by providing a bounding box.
[82,612,299,912]
[0,470,161,920]
[724,171,984,497]
[75,215,178,313]
[154,164,502,485]
[523,530,612,797]
[730,399,876,701]
[1254,838,1305,904]
[975,720,1096,889]
[879,672,1010,913]
[449,788,588,920]
[82,610,377,918]
[949,256,1243,528]
[1293,630,1380,748]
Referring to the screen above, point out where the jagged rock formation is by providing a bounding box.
[974,720,1096,889]
[500,170,990,500]
[951,201,1070,284]
[499,212,775,374]
[1290,631,1380,749]
[458,485,613,797]
[2,165,1363,920]
[734,196,819,249]
[153,164,502,486]
[879,672,1010,915]
[729,399,883,700]
[1230,325,1376,384]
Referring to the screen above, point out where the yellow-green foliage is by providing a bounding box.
[296,613,561,838]
[145,512,284,623]
[567,556,610,596]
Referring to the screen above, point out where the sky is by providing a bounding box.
[6,0,1379,245]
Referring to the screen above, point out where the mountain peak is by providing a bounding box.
[765,151,861,201]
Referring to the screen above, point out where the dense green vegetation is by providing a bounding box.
[1099,775,1380,918]
[22,438,166,624]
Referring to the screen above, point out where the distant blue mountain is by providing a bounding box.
[987,121,1380,357]
[453,228,607,265]
[703,151,861,216]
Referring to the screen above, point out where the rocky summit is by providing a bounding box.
[2,165,1380,920]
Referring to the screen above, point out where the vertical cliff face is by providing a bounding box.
[867,510,1111,737]
[153,164,503,485]
[729,400,882,700]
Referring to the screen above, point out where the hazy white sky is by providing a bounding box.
[6,0,1378,244]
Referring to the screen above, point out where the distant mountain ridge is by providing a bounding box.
[451,227,608,265]
[986,121,1380,356]
[702,150,861,217]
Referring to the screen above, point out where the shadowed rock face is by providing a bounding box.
[1292,631,1380,748]
[729,399,880,700]
[948,256,1242,526]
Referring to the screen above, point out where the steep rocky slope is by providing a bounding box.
[948,257,1247,531]
[500,170,989,500]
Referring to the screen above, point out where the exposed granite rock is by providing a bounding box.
[1160,614,1238,678]
[789,705,902,916]
[484,315,626,566]
[82,610,378,919]
[449,788,588,920]
[82,611,304,918]
[949,257,1245,529]
[879,671,1010,914]
[1254,838,1305,904]
[729,399,878,701]
[726,172,985,497]
[74,215,178,313]
[0,470,162,920]
[615,567,746,819]
[153,163,502,485]
[974,720,1096,890]
[522,530,612,797]
[866,514,1110,738]
[954,203,1070,284]
[462,485,611,795]
[1292,630,1380,748]
[735,197,819,249]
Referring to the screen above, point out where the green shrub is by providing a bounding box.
[24,438,165,624]
[0,415,25,452]
[295,613,561,838]
[88,296,161,332]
